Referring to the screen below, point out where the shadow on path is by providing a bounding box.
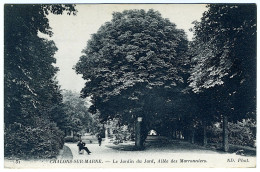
[106,138,216,153]
[106,137,256,157]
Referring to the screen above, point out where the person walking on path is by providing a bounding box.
[77,140,91,155]
[98,135,102,146]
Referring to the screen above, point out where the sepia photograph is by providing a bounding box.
[2,0,257,169]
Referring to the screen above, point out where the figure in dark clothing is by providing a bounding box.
[77,140,91,155]
[98,135,102,146]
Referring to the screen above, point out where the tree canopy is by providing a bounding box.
[188,4,256,120]
[4,4,77,126]
[75,10,188,130]
[62,90,100,134]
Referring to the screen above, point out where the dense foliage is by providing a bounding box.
[4,118,64,159]
[62,90,100,135]
[75,9,189,140]
[188,4,256,120]
[4,4,76,159]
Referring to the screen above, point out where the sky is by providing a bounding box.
[43,4,207,93]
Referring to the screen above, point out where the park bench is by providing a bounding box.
[78,148,84,154]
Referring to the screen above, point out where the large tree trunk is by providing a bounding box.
[203,120,207,146]
[223,115,229,152]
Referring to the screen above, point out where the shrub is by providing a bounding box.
[228,121,256,147]
[4,117,65,159]
[207,119,256,147]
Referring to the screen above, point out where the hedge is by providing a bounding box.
[4,117,64,159]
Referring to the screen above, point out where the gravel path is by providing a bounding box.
[63,139,256,168]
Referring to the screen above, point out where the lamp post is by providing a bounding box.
[135,117,143,149]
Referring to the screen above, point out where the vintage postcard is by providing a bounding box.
[2,1,257,169]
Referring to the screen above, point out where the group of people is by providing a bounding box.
[77,135,103,155]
